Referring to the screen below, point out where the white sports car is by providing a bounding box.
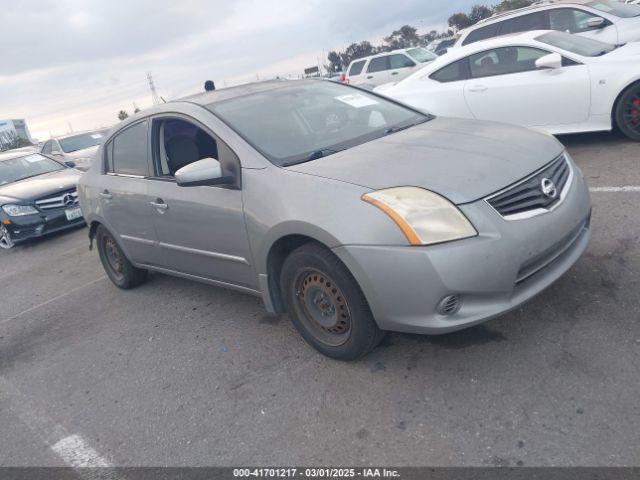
[376,30,640,140]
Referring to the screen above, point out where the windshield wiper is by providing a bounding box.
[384,123,417,135]
[282,148,341,167]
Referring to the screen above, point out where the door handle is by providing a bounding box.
[99,190,112,200]
[366,75,373,79]
[468,85,488,92]
[391,71,399,75]
[150,199,168,212]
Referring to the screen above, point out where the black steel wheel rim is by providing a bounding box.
[293,269,352,347]
[103,236,124,280]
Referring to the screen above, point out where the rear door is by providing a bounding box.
[345,59,366,85]
[463,46,591,127]
[388,53,418,82]
[364,55,392,85]
[146,115,256,290]
[99,120,159,265]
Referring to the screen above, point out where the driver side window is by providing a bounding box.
[151,117,240,187]
[469,47,549,79]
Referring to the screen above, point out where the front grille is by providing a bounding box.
[35,189,78,210]
[486,154,571,220]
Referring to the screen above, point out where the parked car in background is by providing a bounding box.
[376,31,640,140]
[344,47,437,86]
[79,79,591,360]
[453,0,640,48]
[0,151,84,249]
[432,37,458,56]
[41,129,110,171]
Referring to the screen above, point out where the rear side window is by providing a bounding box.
[368,56,390,73]
[499,11,550,35]
[108,120,149,176]
[430,59,469,83]
[389,54,416,69]
[462,23,500,46]
[348,60,366,76]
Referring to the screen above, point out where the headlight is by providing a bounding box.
[362,187,477,246]
[2,204,39,217]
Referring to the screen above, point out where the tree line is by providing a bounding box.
[326,0,533,73]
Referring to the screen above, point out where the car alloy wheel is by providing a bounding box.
[0,224,14,249]
[622,96,640,135]
[293,269,352,347]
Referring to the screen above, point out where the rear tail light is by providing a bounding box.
[340,73,348,84]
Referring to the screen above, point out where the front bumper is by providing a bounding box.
[2,208,85,244]
[333,160,592,335]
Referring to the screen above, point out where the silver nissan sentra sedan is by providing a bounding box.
[78,79,591,360]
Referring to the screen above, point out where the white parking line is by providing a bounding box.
[590,186,640,192]
[52,434,112,467]
[0,276,106,325]
[0,375,122,478]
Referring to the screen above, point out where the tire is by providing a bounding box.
[280,243,384,360]
[96,225,147,289]
[615,82,640,141]
[0,223,15,249]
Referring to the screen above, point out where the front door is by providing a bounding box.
[146,116,256,290]
[463,46,591,127]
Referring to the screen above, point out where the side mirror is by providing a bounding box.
[536,52,563,70]
[587,16,605,28]
[175,158,232,187]
[65,161,76,168]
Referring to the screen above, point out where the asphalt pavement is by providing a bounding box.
[0,131,638,467]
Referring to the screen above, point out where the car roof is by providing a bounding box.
[435,30,547,62]
[52,128,110,140]
[0,150,41,162]
[180,78,344,106]
[459,0,594,35]
[347,48,423,66]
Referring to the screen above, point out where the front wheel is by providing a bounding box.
[96,225,147,289]
[281,243,384,360]
[0,224,15,249]
[615,83,640,141]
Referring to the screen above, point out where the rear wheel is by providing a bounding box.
[615,83,640,141]
[0,224,15,249]
[281,243,384,360]
[96,225,147,289]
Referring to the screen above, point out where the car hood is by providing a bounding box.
[285,117,564,204]
[0,169,81,204]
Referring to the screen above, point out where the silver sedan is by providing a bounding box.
[78,79,591,360]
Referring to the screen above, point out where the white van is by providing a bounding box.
[343,48,437,87]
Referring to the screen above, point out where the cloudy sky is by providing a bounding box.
[1,0,479,141]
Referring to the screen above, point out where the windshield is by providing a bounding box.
[536,31,616,56]
[587,0,640,18]
[0,154,65,185]
[406,48,437,63]
[59,130,109,153]
[208,81,429,166]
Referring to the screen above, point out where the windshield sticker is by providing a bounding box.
[90,134,104,139]
[24,154,45,163]
[335,94,379,108]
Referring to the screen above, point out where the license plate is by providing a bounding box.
[65,207,83,221]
